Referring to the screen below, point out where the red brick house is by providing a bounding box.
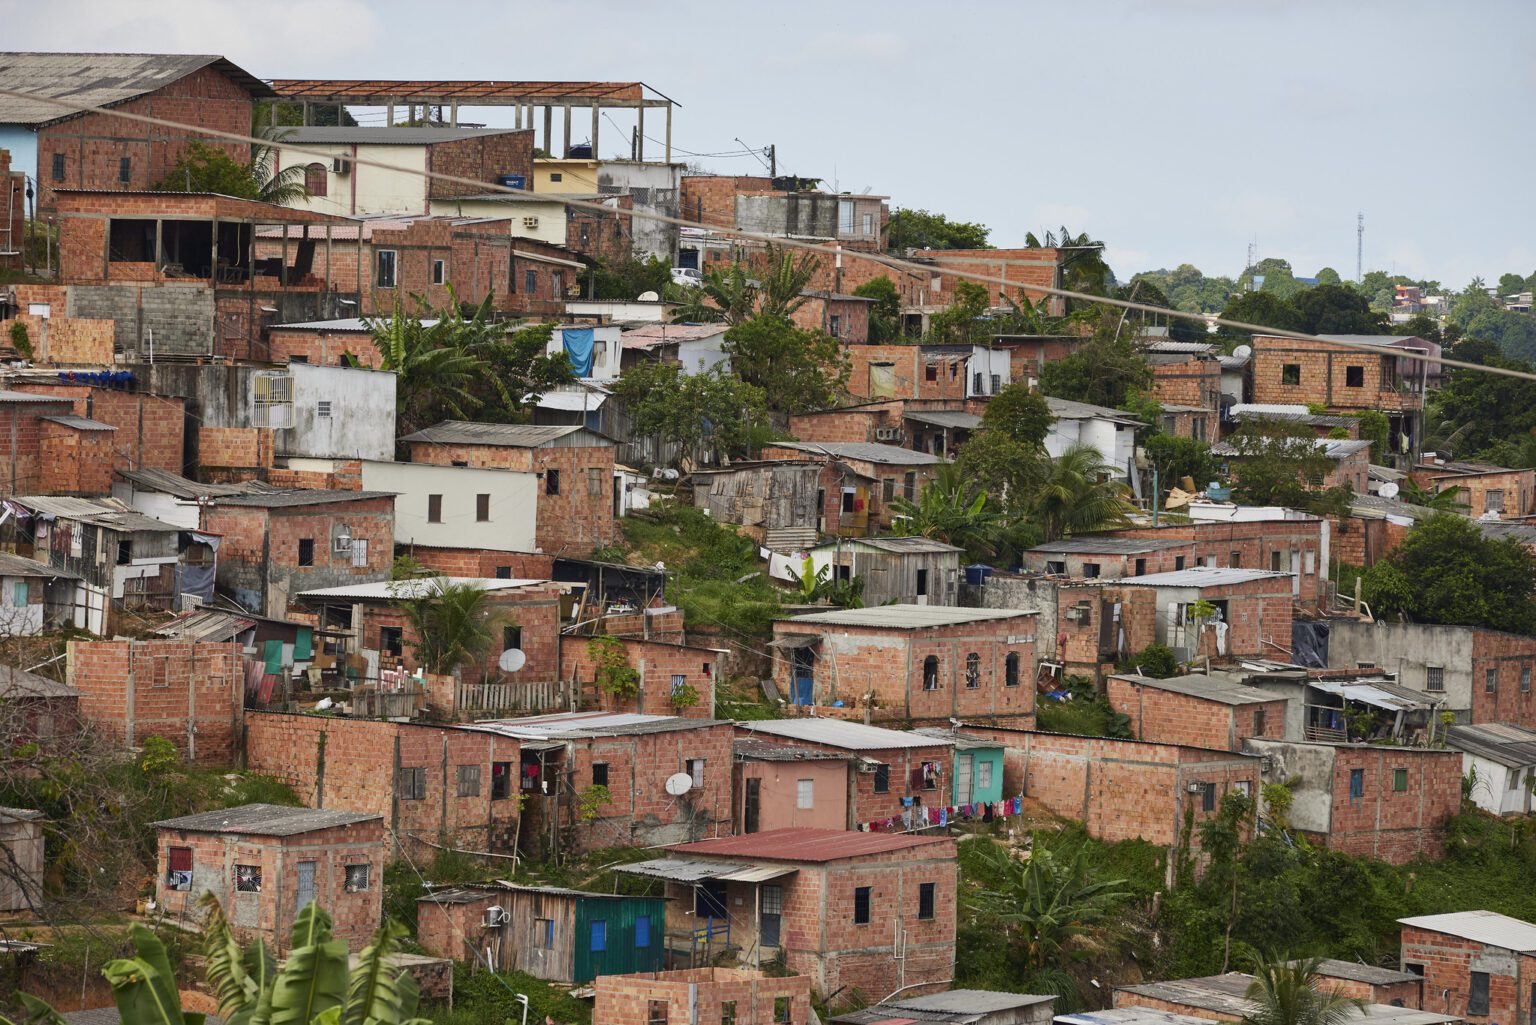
[1245,738,1462,863]
[0,388,110,495]
[619,829,957,1002]
[1114,972,1449,1024]
[559,635,721,718]
[595,968,812,1025]
[1418,463,1536,519]
[153,804,384,952]
[733,718,956,830]
[0,53,272,212]
[959,724,1261,851]
[1108,673,1288,751]
[1098,567,1297,663]
[757,441,947,537]
[791,291,873,344]
[399,423,618,557]
[769,604,1037,725]
[1022,536,1199,580]
[1310,960,1424,1007]
[1399,911,1536,1024]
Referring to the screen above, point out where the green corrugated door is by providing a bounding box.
[573,897,667,982]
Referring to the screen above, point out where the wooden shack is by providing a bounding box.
[690,461,824,550]
[0,807,44,912]
[416,882,666,984]
[806,536,964,606]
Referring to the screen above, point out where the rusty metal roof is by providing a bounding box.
[665,827,950,863]
[268,80,649,103]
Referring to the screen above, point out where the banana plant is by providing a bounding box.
[1,898,430,1025]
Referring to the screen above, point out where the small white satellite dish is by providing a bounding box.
[637,290,661,302]
[1233,344,1253,360]
[664,772,694,796]
[314,697,333,711]
[1379,482,1400,499]
[498,648,527,673]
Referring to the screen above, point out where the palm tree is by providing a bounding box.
[1,898,431,1025]
[1026,226,1112,298]
[1399,479,1465,512]
[1031,444,1134,541]
[1242,955,1366,1025]
[667,262,755,324]
[891,463,1005,558]
[396,579,507,677]
[757,246,821,320]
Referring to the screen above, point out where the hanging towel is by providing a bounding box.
[561,327,595,376]
[1013,796,1023,814]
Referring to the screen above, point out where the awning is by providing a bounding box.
[767,634,822,650]
[615,857,797,884]
[1310,679,1431,712]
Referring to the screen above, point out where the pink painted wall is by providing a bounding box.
[735,759,849,832]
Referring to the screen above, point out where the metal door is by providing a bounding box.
[760,884,783,948]
[744,778,761,833]
[792,649,814,705]
[296,860,316,913]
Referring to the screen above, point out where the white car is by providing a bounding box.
[670,267,703,288]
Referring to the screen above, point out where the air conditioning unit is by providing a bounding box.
[856,758,880,774]
[482,905,509,928]
[1186,782,1204,794]
[873,426,900,441]
[523,216,540,229]
[332,157,351,175]
[333,534,353,554]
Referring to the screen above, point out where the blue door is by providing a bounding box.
[792,649,814,705]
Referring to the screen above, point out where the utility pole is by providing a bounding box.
[1356,213,1365,284]
[768,144,776,177]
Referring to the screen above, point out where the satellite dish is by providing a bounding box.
[497,648,527,673]
[637,290,660,301]
[1379,482,1400,499]
[664,772,694,796]
[1233,344,1253,359]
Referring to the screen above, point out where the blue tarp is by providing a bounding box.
[562,328,595,376]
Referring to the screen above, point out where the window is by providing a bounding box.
[925,362,938,382]
[524,269,538,293]
[976,759,992,791]
[51,152,65,182]
[503,625,522,652]
[1281,363,1301,386]
[796,778,814,810]
[10,581,25,608]
[1469,972,1489,1016]
[671,673,686,698]
[535,918,555,948]
[427,494,443,523]
[344,864,371,892]
[862,212,874,235]
[883,478,895,502]
[853,886,871,924]
[1046,560,1066,575]
[838,199,855,235]
[965,652,981,689]
[579,223,590,247]
[457,764,481,797]
[1005,652,1020,688]
[1174,556,1186,571]
[546,468,560,495]
[841,489,856,514]
[920,761,939,790]
[235,864,262,892]
[1345,365,1365,387]
[316,399,332,419]
[491,761,512,800]
[432,259,445,285]
[495,566,512,579]
[1393,767,1409,792]
[1271,550,1282,572]
[1349,768,1364,799]
[1524,666,1532,693]
[922,655,939,691]
[1426,666,1445,692]
[687,758,705,787]
[873,763,890,793]
[1082,562,1101,579]
[590,920,607,951]
[904,472,917,501]
[721,1001,737,1025]
[1487,489,1506,514]
[118,156,132,184]
[829,314,841,337]
[398,767,426,800]
[167,846,193,890]
[476,493,490,522]
[635,914,651,947]
[774,997,791,1024]
[918,881,936,920]
[553,271,565,295]
[1201,782,1216,812]
[376,250,397,288]
[1134,558,1147,575]
[1510,770,1523,791]
[380,626,403,657]
[298,538,315,567]
[592,762,609,787]
[1487,667,1499,694]
[916,568,928,596]
[117,539,133,565]
[549,172,563,182]
[588,466,604,496]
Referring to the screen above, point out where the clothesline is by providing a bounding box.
[859,794,1026,833]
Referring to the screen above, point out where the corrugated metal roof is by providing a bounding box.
[737,718,954,752]
[116,468,253,499]
[154,802,380,836]
[536,389,609,412]
[621,323,728,345]
[902,410,983,430]
[773,441,947,466]
[1055,1009,1217,1025]
[781,604,1033,630]
[0,664,78,700]
[1116,974,1256,1015]
[910,727,1003,751]
[1045,396,1145,425]
[0,551,77,579]
[0,806,43,822]
[151,608,258,643]
[40,415,116,432]
[17,496,183,533]
[1311,959,1421,985]
[1111,673,1278,707]
[213,489,395,509]
[0,389,69,404]
[0,53,273,126]
[1310,679,1433,712]
[810,536,964,555]
[1230,405,1359,429]
[271,317,439,333]
[467,710,725,740]
[1446,723,1536,767]
[425,880,649,902]
[398,421,611,448]
[1111,566,1291,588]
[734,739,852,762]
[616,857,797,883]
[1212,438,1372,459]
[883,991,1055,1015]
[1028,537,1192,555]
[298,577,547,601]
[283,126,523,145]
[666,827,951,862]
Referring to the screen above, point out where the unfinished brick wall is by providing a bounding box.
[1470,631,1536,727]
[1251,336,1422,413]
[594,969,812,1025]
[1151,356,1223,408]
[428,131,535,199]
[679,176,773,229]
[4,313,116,365]
[1107,518,1331,609]
[791,295,871,344]
[842,346,970,402]
[403,545,554,579]
[67,639,247,765]
[1400,926,1536,1025]
[38,419,116,495]
[358,582,562,686]
[560,636,718,717]
[197,426,274,475]
[1323,746,1461,863]
[788,405,904,445]
[1107,676,1287,751]
[8,383,187,473]
[566,195,634,265]
[269,328,383,369]
[1421,468,1536,518]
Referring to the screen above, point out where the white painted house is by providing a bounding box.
[359,461,538,553]
[1044,396,1142,478]
[1446,723,1536,816]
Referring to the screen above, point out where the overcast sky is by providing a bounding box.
[10,0,1534,286]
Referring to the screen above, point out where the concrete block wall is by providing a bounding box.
[67,283,217,356]
[1107,676,1287,751]
[1323,746,1461,864]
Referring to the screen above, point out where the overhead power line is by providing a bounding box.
[0,84,1522,384]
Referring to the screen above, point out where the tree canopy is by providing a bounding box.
[886,208,992,252]
[1222,419,1345,511]
[1363,514,1536,635]
[1038,309,1154,409]
[609,362,770,463]
[852,275,902,342]
[721,314,848,415]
